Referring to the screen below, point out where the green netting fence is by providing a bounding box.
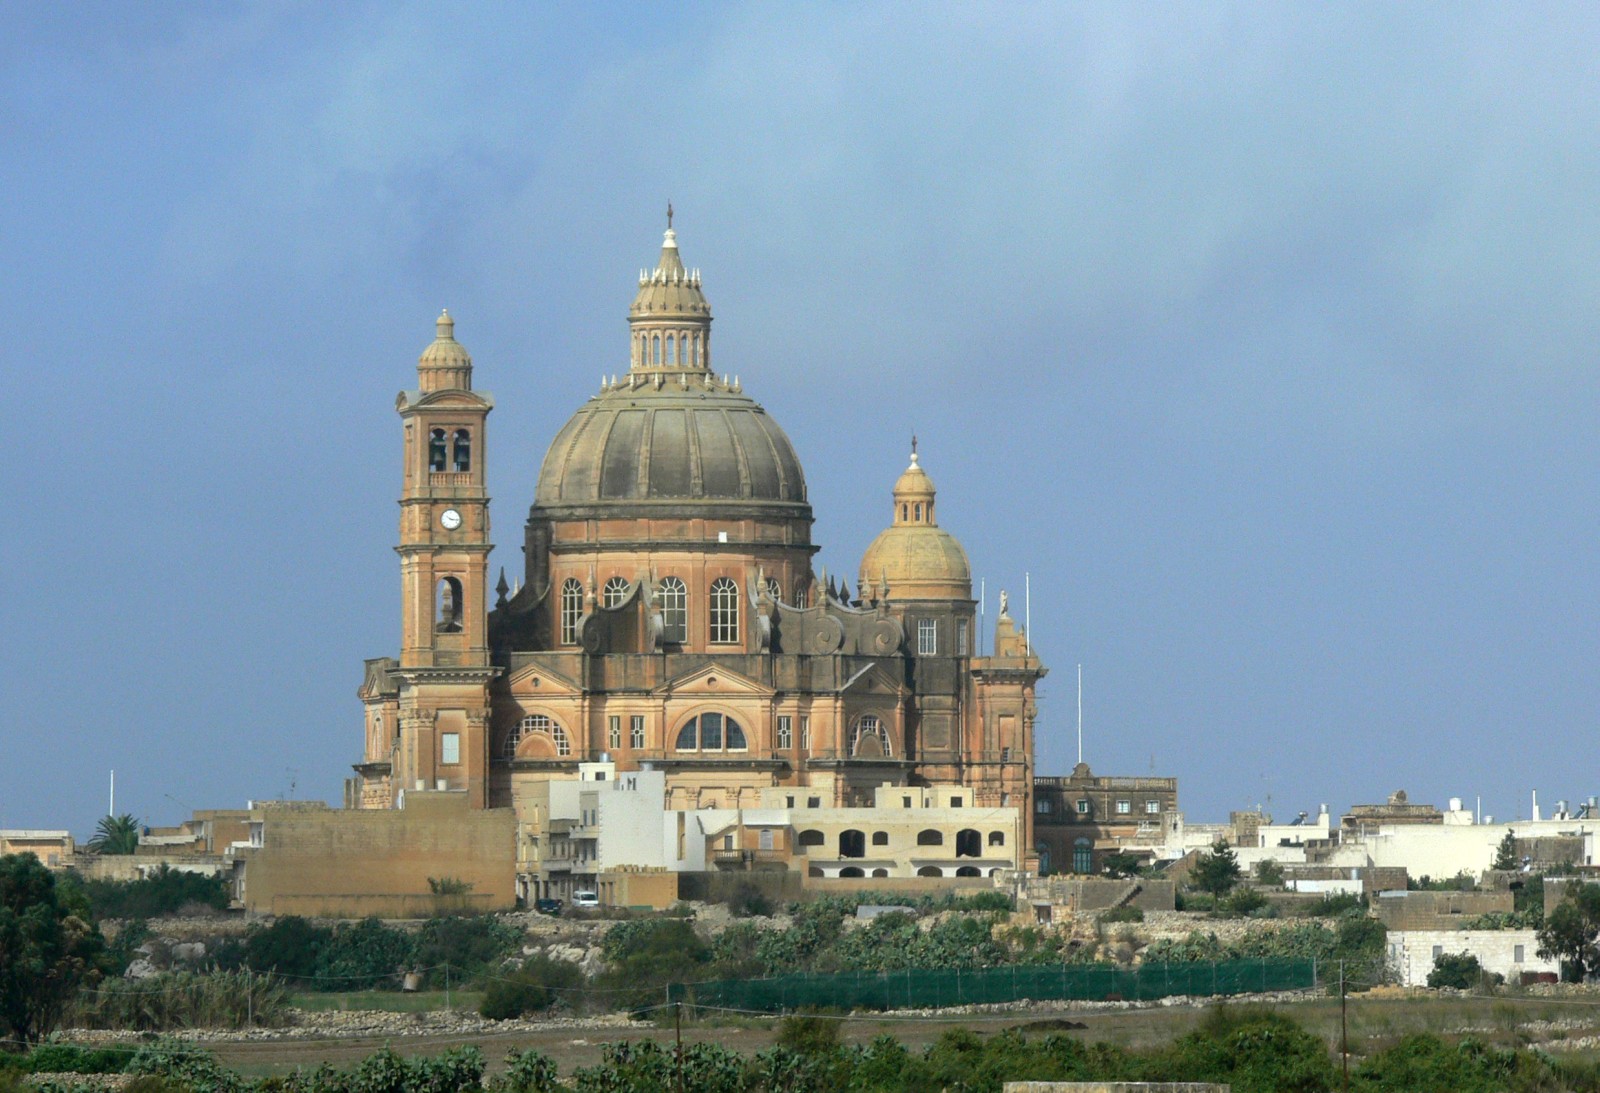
[668,959,1316,1013]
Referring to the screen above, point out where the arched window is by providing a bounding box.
[839,830,865,858]
[917,865,943,878]
[560,578,583,645]
[709,577,739,644]
[505,714,569,759]
[871,831,889,846]
[871,868,888,878]
[988,831,1006,846]
[673,713,748,752]
[798,830,825,848]
[652,334,662,365]
[763,577,782,603]
[1037,845,1052,876]
[955,866,981,878]
[428,428,448,472]
[955,829,982,858]
[603,576,630,608]
[1073,838,1093,874]
[666,333,676,365]
[435,577,463,633]
[794,580,808,608]
[901,503,908,522]
[839,866,865,878]
[659,576,687,643]
[913,502,923,521]
[852,715,891,758]
[693,334,702,365]
[451,429,471,472]
[916,829,944,847]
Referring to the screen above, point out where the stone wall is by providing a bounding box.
[241,792,516,916]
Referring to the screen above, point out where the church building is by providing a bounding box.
[348,220,1048,874]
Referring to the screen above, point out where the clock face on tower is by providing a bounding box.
[439,508,463,530]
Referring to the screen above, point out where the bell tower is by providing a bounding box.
[392,310,497,807]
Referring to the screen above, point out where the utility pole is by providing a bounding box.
[674,1000,683,1093]
[1340,960,1349,1093]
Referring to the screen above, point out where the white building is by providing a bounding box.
[1387,930,1557,987]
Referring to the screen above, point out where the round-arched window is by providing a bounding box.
[504,714,571,759]
[851,715,891,758]
[560,578,583,645]
[709,577,740,643]
[659,576,687,643]
[603,576,630,608]
[673,712,748,752]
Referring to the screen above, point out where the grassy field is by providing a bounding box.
[209,989,1600,1079]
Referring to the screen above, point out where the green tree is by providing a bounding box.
[0,853,109,1043]
[1102,852,1144,878]
[1537,881,1600,981]
[1492,831,1518,871]
[1192,842,1242,896]
[86,814,141,856]
[1254,859,1285,887]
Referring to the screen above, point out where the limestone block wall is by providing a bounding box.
[242,792,516,917]
[1387,929,1557,987]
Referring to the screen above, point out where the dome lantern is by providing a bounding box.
[628,205,712,377]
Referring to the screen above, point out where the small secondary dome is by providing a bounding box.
[859,444,972,601]
[417,309,472,391]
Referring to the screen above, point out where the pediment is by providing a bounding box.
[502,659,584,696]
[359,657,400,701]
[654,663,774,699]
[396,389,494,412]
[839,663,907,698]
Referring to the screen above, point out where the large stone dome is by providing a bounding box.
[531,222,809,520]
[534,378,807,510]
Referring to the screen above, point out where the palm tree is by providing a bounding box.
[87,813,140,855]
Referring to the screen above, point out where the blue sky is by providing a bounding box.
[2,3,1596,834]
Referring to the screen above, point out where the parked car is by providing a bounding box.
[534,897,563,916]
[572,890,600,908]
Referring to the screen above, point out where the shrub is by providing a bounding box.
[595,919,711,1006]
[77,866,229,921]
[1303,892,1362,917]
[21,1044,135,1075]
[494,1047,560,1093]
[1221,888,1267,917]
[67,969,290,1031]
[414,915,522,989]
[316,917,415,990]
[237,916,331,983]
[1254,859,1285,887]
[775,1012,842,1055]
[1427,952,1502,991]
[953,890,1016,913]
[481,955,586,1019]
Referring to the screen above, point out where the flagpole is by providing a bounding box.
[1076,665,1083,766]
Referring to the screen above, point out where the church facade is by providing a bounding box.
[348,223,1047,873]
